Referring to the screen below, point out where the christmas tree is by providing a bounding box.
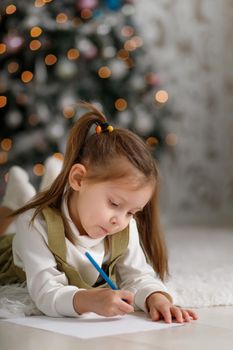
[0,0,170,193]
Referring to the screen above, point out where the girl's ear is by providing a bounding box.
[69,164,87,191]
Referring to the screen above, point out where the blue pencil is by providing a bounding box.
[85,251,118,290]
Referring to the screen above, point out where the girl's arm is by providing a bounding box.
[14,210,134,318]
[14,210,81,317]
[115,218,172,312]
[116,219,198,323]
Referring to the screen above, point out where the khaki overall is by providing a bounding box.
[0,207,129,288]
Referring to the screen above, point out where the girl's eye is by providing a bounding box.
[109,200,119,207]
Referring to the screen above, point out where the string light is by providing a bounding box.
[155,90,169,104]
[0,43,7,54]
[121,26,134,37]
[165,133,178,146]
[125,57,134,69]
[33,163,44,176]
[67,48,80,60]
[28,114,40,126]
[124,39,137,51]
[6,4,17,15]
[16,92,28,104]
[115,98,127,111]
[21,71,33,83]
[30,26,42,38]
[117,49,129,61]
[29,39,41,51]
[131,36,143,48]
[44,54,57,65]
[56,13,68,24]
[0,96,7,108]
[72,17,82,28]
[34,0,45,8]
[1,138,12,151]
[145,73,160,86]
[7,61,19,73]
[80,9,92,20]
[98,66,111,78]
[53,153,64,161]
[146,137,158,147]
[63,106,75,118]
[0,152,8,164]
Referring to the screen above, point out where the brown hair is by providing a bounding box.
[12,102,168,280]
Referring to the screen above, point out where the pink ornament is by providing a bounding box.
[145,73,160,86]
[4,34,24,53]
[76,0,99,11]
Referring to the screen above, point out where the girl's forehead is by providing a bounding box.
[104,177,155,194]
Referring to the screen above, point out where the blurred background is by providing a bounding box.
[0,0,232,226]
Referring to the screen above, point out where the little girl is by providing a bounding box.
[0,103,198,323]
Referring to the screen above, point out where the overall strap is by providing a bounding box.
[42,206,93,288]
[42,207,67,261]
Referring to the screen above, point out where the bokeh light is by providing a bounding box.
[0,152,8,164]
[115,98,127,111]
[56,13,68,23]
[0,43,7,54]
[0,96,7,108]
[53,153,64,161]
[155,90,169,104]
[80,9,92,19]
[165,133,178,146]
[1,138,12,151]
[63,106,75,118]
[29,40,42,51]
[146,136,159,147]
[98,66,111,78]
[6,5,17,15]
[45,54,57,65]
[67,48,80,60]
[21,71,33,83]
[7,61,19,73]
[30,26,42,37]
[33,163,44,176]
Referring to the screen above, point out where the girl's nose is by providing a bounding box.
[110,216,117,225]
[110,214,127,229]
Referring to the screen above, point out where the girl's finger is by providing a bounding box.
[119,290,134,305]
[181,310,191,322]
[171,306,184,323]
[149,307,160,321]
[186,309,199,320]
[119,299,134,314]
[158,306,172,323]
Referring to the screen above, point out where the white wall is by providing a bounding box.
[135,0,233,225]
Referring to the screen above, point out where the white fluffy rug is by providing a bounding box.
[0,226,233,317]
[165,226,233,308]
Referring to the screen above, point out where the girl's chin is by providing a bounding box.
[89,229,108,238]
[91,232,107,238]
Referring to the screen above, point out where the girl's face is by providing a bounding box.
[68,174,154,239]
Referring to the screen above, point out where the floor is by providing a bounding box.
[1,306,233,350]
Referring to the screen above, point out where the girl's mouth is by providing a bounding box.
[100,226,109,235]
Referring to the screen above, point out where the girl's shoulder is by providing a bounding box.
[16,208,48,241]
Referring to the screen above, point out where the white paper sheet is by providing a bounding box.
[3,311,183,339]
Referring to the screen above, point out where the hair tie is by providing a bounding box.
[95,121,114,134]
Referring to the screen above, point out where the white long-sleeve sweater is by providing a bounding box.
[12,197,171,317]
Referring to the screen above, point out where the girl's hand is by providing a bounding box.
[73,288,134,317]
[146,292,198,323]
